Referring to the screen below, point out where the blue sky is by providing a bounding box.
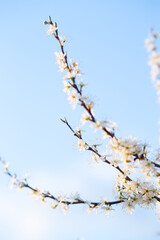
[0,1,160,239]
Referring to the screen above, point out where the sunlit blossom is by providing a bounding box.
[67,90,78,109]
[47,24,58,35]
[78,139,86,151]
[55,52,67,71]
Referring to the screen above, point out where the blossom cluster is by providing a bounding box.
[106,137,160,213]
[35,18,160,216]
[145,30,160,101]
[108,137,144,170]
[1,17,160,218]
[45,18,117,139]
[47,18,160,216]
[117,174,159,214]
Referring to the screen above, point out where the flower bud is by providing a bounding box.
[43,21,48,25]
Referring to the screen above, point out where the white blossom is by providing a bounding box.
[91,153,99,163]
[109,137,143,167]
[63,80,71,95]
[30,188,44,201]
[81,112,91,125]
[122,199,135,214]
[145,38,155,52]
[78,139,86,151]
[3,162,9,172]
[64,59,81,79]
[47,24,58,35]
[10,176,17,189]
[110,157,120,168]
[67,90,78,109]
[55,52,67,71]
[146,31,160,101]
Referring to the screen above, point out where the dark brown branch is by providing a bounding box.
[60,118,132,181]
[0,158,125,209]
[152,161,160,168]
[49,19,160,170]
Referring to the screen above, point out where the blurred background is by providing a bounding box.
[0,0,160,239]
